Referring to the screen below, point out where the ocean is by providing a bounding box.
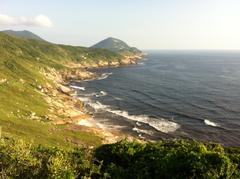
[70,50,240,146]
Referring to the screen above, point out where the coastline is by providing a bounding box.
[44,53,146,144]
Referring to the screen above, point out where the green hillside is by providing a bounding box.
[91,37,142,55]
[0,32,123,147]
[2,30,46,41]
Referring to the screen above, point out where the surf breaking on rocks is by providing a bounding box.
[77,96,180,134]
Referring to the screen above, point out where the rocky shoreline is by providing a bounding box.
[42,53,145,143]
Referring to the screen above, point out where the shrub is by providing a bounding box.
[0,138,101,179]
[0,137,240,179]
[0,138,40,178]
[94,140,240,179]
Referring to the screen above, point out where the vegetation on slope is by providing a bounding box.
[0,137,239,178]
[1,30,46,41]
[91,37,142,56]
[0,32,123,147]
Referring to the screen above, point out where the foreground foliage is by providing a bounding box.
[95,140,240,179]
[0,138,101,178]
[0,138,240,179]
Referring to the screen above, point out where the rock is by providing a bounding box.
[0,79,7,84]
[109,61,119,66]
[37,85,42,90]
[29,112,40,120]
[31,112,36,117]
[51,90,57,97]
[58,85,72,95]
[45,83,52,89]
[70,91,77,96]
[98,60,109,67]
[19,79,25,84]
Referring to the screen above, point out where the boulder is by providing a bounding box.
[58,85,72,95]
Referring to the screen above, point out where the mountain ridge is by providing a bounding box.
[91,37,142,55]
[1,30,46,41]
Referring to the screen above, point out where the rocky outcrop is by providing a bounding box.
[61,68,96,81]
[58,85,73,95]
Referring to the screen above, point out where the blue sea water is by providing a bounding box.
[71,50,240,146]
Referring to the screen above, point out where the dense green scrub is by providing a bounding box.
[95,140,240,179]
[0,138,239,178]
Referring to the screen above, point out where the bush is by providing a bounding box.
[0,137,240,178]
[0,138,40,178]
[0,138,101,179]
[94,140,240,179]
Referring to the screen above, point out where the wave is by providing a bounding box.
[84,73,113,82]
[78,96,180,133]
[109,109,180,133]
[132,127,153,136]
[95,91,108,97]
[138,62,145,66]
[87,100,108,110]
[136,122,142,126]
[98,73,113,80]
[114,97,123,101]
[204,119,220,127]
[77,96,91,103]
[70,85,85,91]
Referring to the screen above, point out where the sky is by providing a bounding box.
[1,0,240,50]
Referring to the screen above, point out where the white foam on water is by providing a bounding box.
[108,109,180,133]
[204,119,220,127]
[100,91,107,96]
[88,100,108,110]
[132,127,154,135]
[83,73,113,82]
[97,73,113,80]
[95,91,108,97]
[78,96,180,133]
[83,93,98,97]
[136,122,142,126]
[114,97,123,101]
[70,85,85,91]
[138,62,145,66]
[77,97,91,103]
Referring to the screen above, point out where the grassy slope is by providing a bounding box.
[0,33,123,148]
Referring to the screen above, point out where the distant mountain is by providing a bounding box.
[91,37,141,55]
[1,30,45,41]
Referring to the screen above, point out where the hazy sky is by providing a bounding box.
[1,0,240,49]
